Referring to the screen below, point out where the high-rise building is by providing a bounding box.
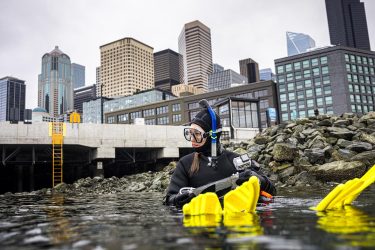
[325,0,370,50]
[154,49,183,91]
[275,46,375,122]
[99,37,154,98]
[208,69,247,92]
[74,84,97,113]
[260,68,276,81]
[239,58,260,83]
[286,31,316,56]
[213,63,224,73]
[71,63,85,89]
[179,20,213,92]
[0,76,26,122]
[38,46,73,117]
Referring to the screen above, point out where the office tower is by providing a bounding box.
[260,68,276,81]
[96,66,100,97]
[99,37,154,98]
[0,76,26,122]
[154,49,183,91]
[38,46,73,117]
[71,63,85,89]
[275,46,375,122]
[286,31,316,56]
[239,58,260,83]
[178,20,213,92]
[213,63,224,73]
[208,69,248,92]
[325,0,370,50]
[74,84,97,113]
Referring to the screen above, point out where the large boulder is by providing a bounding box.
[310,161,366,182]
[272,143,298,161]
[326,127,356,140]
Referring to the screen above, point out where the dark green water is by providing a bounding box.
[0,186,375,250]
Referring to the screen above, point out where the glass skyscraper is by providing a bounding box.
[38,46,73,117]
[0,76,25,122]
[208,69,248,92]
[325,0,370,50]
[286,32,316,56]
[71,63,85,89]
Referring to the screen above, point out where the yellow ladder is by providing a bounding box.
[52,122,64,187]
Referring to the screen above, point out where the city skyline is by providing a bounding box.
[0,0,374,109]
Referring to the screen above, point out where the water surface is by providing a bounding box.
[0,186,375,249]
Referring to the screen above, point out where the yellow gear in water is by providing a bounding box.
[182,176,260,215]
[314,164,375,211]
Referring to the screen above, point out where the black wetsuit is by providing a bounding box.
[165,149,276,206]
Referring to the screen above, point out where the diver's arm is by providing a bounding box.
[165,160,192,206]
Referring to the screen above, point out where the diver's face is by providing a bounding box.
[190,124,207,148]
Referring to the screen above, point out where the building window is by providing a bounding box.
[286,73,294,81]
[231,101,259,128]
[350,55,356,63]
[172,103,181,112]
[306,99,314,108]
[295,71,302,80]
[172,114,182,123]
[285,64,292,72]
[277,65,284,74]
[320,56,328,65]
[353,75,359,83]
[281,113,289,122]
[157,116,169,125]
[307,109,315,117]
[312,68,320,76]
[345,54,350,62]
[325,96,333,105]
[294,62,301,70]
[351,64,357,73]
[130,111,142,119]
[188,102,199,109]
[288,92,295,101]
[279,84,286,93]
[303,69,311,78]
[281,103,288,112]
[369,58,374,66]
[347,74,353,82]
[297,90,305,100]
[117,113,128,122]
[145,118,156,125]
[315,87,322,96]
[323,76,330,85]
[324,86,332,95]
[156,105,168,114]
[107,116,115,124]
[355,95,361,103]
[321,66,329,74]
[219,104,229,115]
[260,99,269,109]
[143,108,155,117]
[302,60,310,69]
[363,57,368,65]
[304,79,312,88]
[306,89,313,98]
[311,58,319,67]
[314,77,321,86]
[350,94,355,103]
[287,83,294,91]
[280,94,287,102]
[357,105,363,113]
[346,64,351,72]
[316,97,323,106]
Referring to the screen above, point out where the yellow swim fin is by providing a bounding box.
[223,176,260,213]
[315,164,375,211]
[182,192,223,215]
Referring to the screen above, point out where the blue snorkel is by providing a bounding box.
[198,99,218,166]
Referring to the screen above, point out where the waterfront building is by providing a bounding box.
[178,20,213,92]
[105,80,278,128]
[154,49,183,91]
[213,63,224,73]
[208,69,247,92]
[38,46,74,117]
[239,58,260,83]
[71,63,85,89]
[74,84,97,113]
[0,76,26,122]
[99,37,154,98]
[325,0,370,50]
[275,46,375,122]
[260,68,276,81]
[286,31,316,56]
[82,89,175,123]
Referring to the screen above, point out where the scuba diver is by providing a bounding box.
[165,99,276,208]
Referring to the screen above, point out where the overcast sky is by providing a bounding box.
[0,0,374,109]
